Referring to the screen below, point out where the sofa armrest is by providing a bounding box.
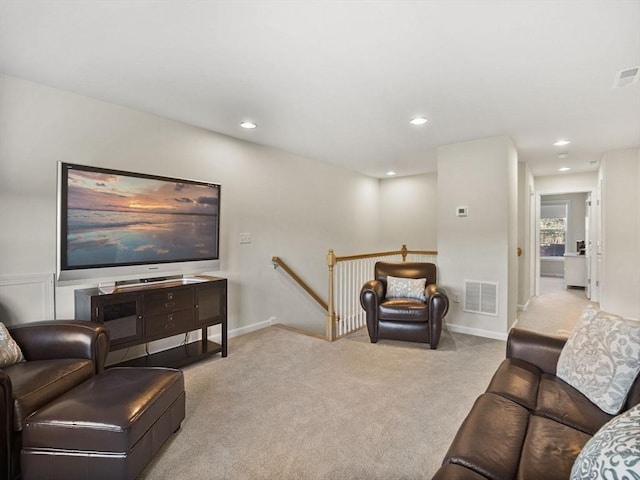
[432,464,489,480]
[0,370,11,479]
[8,320,110,374]
[506,328,567,375]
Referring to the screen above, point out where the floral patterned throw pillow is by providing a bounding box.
[0,322,25,368]
[571,403,640,479]
[386,276,427,301]
[557,306,640,414]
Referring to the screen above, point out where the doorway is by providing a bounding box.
[536,192,594,299]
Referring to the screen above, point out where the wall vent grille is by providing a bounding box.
[613,66,640,88]
[464,280,499,316]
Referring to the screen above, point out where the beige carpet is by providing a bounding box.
[516,276,596,336]
[140,281,593,479]
[140,327,506,480]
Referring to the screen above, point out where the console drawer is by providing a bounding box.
[144,288,194,315]
[145,310,194,338]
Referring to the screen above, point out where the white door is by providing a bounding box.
[585,194,591,299]
[590,183,602,303]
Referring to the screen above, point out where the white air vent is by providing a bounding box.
[613,66,640,88]
[464,280,499,316]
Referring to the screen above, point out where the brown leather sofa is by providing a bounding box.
[360,262,449,349]
[433,328,640,479]
[1,320,109,480]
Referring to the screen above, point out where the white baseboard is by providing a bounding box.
[446,323,508,341]
[517,299,530,311]
[207,319,272,343]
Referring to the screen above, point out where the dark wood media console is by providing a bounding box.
[75,276,227,368]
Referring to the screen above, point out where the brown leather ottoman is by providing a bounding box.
[20,367,185,480]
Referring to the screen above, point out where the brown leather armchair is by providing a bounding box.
[360,262,449,349]
[1,320,109,480]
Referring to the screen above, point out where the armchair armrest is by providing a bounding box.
[426,284,449,318]
[506,328,568,375]
[360,279,385,310]
[8,320,110,374]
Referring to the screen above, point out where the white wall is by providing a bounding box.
[379,173,438,251]
[599,148,640,319]
[0,75,381,341]
[535,172,598,195]
[436,135,518,339]
[4,74,636,342]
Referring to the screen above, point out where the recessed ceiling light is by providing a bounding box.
[557,152,569,159]
[558,167,571,172]
[554,139,571,146]
[410,117,428,126]
[240,121,257,129]
[386,171,397,176]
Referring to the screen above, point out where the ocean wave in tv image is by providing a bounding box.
[66,209,217,266]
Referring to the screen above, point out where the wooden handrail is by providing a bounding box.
[335,250,407,262]
[335,245,438,262]
[404,249,439,256]
[272,256,328,311]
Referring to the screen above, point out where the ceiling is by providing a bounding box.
[1,1,639,178]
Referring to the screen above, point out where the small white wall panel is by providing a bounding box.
[0,274,55,325]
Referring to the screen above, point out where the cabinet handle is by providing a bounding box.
[165,302,175,308]
[165,323,176,330]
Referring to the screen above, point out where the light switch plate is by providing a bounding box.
[240,233,252,244]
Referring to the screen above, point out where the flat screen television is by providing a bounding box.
[57,162,221,284]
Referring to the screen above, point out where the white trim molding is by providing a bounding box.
[0,273,55,325]
[445,322,509,341]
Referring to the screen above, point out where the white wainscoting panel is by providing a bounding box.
[0,273,55,325]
